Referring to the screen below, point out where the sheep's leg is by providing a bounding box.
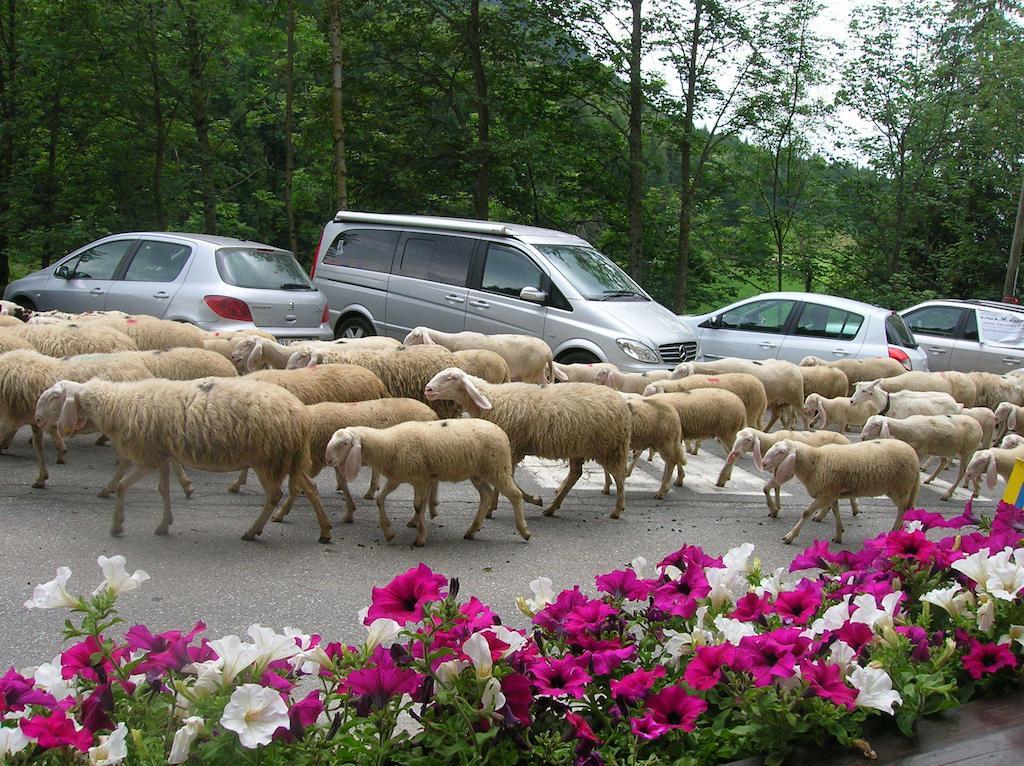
[412,483,430,547]
[763,481,781,517]
[687,440,701,455]
[627,449,642,477]
[154,461,173,536]
[645,448,654,461]
[49,428,67,465]
[764,408,781,431]
[333,473,357,521]
[513,462,542,507]
[672,441,687,487]
[655,446,674,500]
[715,438,735,487]
[783,496,833,545]
[941,454,971,502]
[100,455,129,498]
[30,425,48,489]
[602,469,612,495]
[112,464,154,536]
[228,467,248,494]
[296,470,331,543]
[829,501,845,544]
[363,468,381,500]
[849,497,860,515]
[374,476,400,541]
[95,434,108,447]
[172,462,193,498]
[812,502,836,522]
[545,459,584,517]
[608,456,627,518]
[464,479,495,540]
[241,468,285,542]
[0,423,15,450]
[495,471,530,541]
[923,457,947,485]
[428,480,439,518]
[334,466,345,493]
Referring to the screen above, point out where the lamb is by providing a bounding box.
[246,364,389,405]
[759,439,920,545]
[800,356,907,394]
[672,358,803,430]
[423,368,631,517]
[645,389,745,486]
[404,327,555,384]
[71,349,238,381]
[850,379,962,418]
[962,406,996,448]
[642,373,767,429]
[2,323,137,356]
[724,427,852,517]
[1000,434,1024,449]
[41,377,332,542]
[452,349,511,384]
[968,372,1024,410]
[860,414,983,500]
[993,402,1024,445]
[963,442,1024,496]
[601,394,686,499]
[272,398,438,520]
[324,420,531,547]
[803,392,880,431]
[233,336,299,372]
[553,362,619,384]
[594,368,672,394]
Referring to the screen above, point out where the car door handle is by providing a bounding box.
[153,291,170,299]
[1004,357,1022,364]
[928,347,948,354]
[443,294,464,305]
[470,299,490,309]
[758,341,776,349]
[831,349,851,356]
[89,287,104,295]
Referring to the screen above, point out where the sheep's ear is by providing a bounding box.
[983,455,998,489]
[1010,408,1018,431]
[343,433,362,482]
[774,451,797,485]
[57,391,82,436]
[752,436,764,470]
[880,420,892,439]
[462,375,492,410]
[554,365,569,382]
[421,329,436,346]
[246,342,264,372]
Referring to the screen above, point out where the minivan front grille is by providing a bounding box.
[659,341,698,365]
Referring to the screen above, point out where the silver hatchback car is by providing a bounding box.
[3,232,333,340]
[900,299,1024,373]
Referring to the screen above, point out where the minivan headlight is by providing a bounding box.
[616,338,659,364]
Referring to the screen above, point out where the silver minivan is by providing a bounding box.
[901,299,1024,373]
[310,212,699,371]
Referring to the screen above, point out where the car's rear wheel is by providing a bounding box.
[335,314,375,340]
[556,349,601,365]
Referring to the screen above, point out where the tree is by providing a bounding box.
[327,0,347,211]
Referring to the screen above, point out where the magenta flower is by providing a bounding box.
[0,668,56,713]
[499,673,533,725]
[789,539,840,572]
[533,587,589,634]
[962,641,1018,680]
[652,564,710,619]
[659,544,722,570]
[610,666,666,702]
[884,529,941,564]
[734,631,803,687]
[61,636,112,682]
[577,638,636,675]
[896,626,932,662]
[595,569,655,601]
[125,621,206,675]
[366,564,447,625]
[683,643,736,690]
[20,710,93,751]
[563,599,618,639]
[833,621,874,652]
[903,506,977,530]
[276,690,323,742]
[731,592,769,622]
[565,711,601,743]
[79,682,114,732]
[644,684,707,733]
[528,656,592,699]
[630,712,666,740]
[772,581,823,626]
[801,660,856,710]
[343,649,421,711]
[992,500,1024,536]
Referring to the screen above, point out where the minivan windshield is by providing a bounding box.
[535,244,649,301]
[216,248,314,290]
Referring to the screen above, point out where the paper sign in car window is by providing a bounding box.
[978,310,1024,347]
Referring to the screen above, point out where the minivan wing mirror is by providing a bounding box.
[698,315,718,329]
[520,287,547,304]
[54,264,71,279]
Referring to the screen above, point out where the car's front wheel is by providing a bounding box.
[335,314,375,340]
[556,349,601,365]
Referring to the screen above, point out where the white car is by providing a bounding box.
[901,299,1024,374]
[679,291,928,370]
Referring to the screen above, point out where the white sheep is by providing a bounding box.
[324,419,531,547]
[968,372,1024,410]
[593,367,672,394]
[673,358,803,430]
[404,327,554,384]
[643,373,768,430]
[803,392,879,431]
[602,394,686,499]
[800,356,907,395]
[860,414,983,500]
[963,442,1024,497]
[850,379,962,419]
[993,402,1024,446]
[962,406,996,449]
[760,439,921,544]
[553,361,619,384]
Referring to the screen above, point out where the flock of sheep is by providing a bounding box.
[3,298,1024,549]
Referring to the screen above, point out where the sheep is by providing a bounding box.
[760,439,921,544]
[41,377,332,542]
[75,315,207,350]
[724,427,852,517]
[0,350,154,488]
[800,356,907,395]
[968,372,1024,410]
[938,371,978,407]
[964,442,1024,496]
[452,349,511,384]
[962,406,996,448]
[860,414,983,500]
[594,368,673,394]
[404,327,554,384]
[2,323,137,356]
[0,332,32,354]
[798,365,849,404]
[272,398,438,520]
[232,336,296,372]
[875,371,955,398]
[423,368,632,517]
[553,362,619,384]
[645,389,745,486]
[324,420,531,547]
[850,379,962,419]
[993,402,1024,445]
[70,349,238,381]
[246,364,389,405]
[1000,434,1024,449]
[643,373,768,430]
[0,315,24,329]
[601,394,686,499]
[201,330,276,361]
[672,358,803,430]
[803,392,880,432]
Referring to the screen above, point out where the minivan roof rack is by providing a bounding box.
[333,211,515,238]
[964,299,1024,314]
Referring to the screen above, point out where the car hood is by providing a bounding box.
[678,311,713,336]
[590,299,696,344]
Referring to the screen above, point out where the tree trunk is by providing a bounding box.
[148,0,167,229]
[468,0,489,220]
[0,0,18,287]
[180,2,216,233]
[40,87,60,268]
[283,0,298,253]
[328,0,348,211]
[626,0,643,277]
[674,0,702,312]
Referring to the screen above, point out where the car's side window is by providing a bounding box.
[480,244,543,298]
[719,299,796,334]
[793,304,864,340]
[962,311,979,341]
[903,306,964,338]
[396,234,474,287]
[61,240,134,280]
[322,228,399,273]
[123,241,192,282]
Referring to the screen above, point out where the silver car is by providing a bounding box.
[679,291,928,370]
[3,232,332,340]
[900,299,1024,373]
[309,212,699,372]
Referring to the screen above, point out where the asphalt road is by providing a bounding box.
[0,428,991,669]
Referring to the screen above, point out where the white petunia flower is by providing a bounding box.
[713,616,757,645]
[524,577,555,613]
[93,556,149,597]
[1000,625,1024,649]
[186,659,224,698]
[629,556,649,579]
[463,633,493,680]
[364,618,401,651]
[849,665,902,714]
[248,624,300,669]
[0,726,29,757]
[88,722,128,766]
[435,659,468,688]
[661,565,683,582]
[32,655,77,701]
[976,593,996,633]
[487,625,527,657]
[722,543,756,574]
[207,635,258,686]
[752,567,792,597]
[24,567,78,610]
[850,592,901,632]
[704,567,746,610]
[481,677,506,715]
[826,640,856,673]
[985,556,1024,601]
[220,684,289,749]
[951,548,992,587]
[921,583,971,618]
[805,596,852,639]
[905,520,925,533]
[168,716,204,764]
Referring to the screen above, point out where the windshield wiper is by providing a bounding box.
[598,290,646,301]
[279,282,313,290]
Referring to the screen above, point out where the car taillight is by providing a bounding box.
[320,304,330,325]
[888,346,912,371]
[310,228,326,279]
[204,295,253,322]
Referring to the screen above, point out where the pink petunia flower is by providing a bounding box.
[610,666,666,702]
[652,564,711,619]
[365,564,448,625]
[595,569,656,601]
[961,640,1018,680]
[533,587,589,634]
[20,710,92,752]
[124,621,206,675]
[731,592,770,622]
[658,544,722,571]
[734,630,805,687]
[577,637,636,675]
[342,648,421,711]
[683,643,736,691]
[61,636,113,683]
[630,711,666,740]
[565,711,601,743]
[789,539,840,572]
[275,690,323,742]
[499,673,533,726]
[0,668,57,713]
[563,599,618,639]
[771,581,823,626]
[800,660,856,710]
[644,684,707,733]
[883,529,942,564]
[528,656,592,699]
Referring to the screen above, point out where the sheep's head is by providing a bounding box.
[36,380,86,435]
[965,449,998,489]
[995,401,1013,429]
[726,428,757,466]
[1000,434,1024,449]
[230,337,259,372]
[641,383,659,397]
[424,368,492,412]
[593,368,616,388]
[403,327,434,346]
[325,428,363,481]
[800,356,825,367]
[850,379,880,406]
[802,394,824,429]
[760,440,799,485]
[860,416,884,441]
[286,347,317,370]
[670,362,694,380]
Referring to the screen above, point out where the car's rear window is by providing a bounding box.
[885,313,918,348]
[216,248,314,290]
